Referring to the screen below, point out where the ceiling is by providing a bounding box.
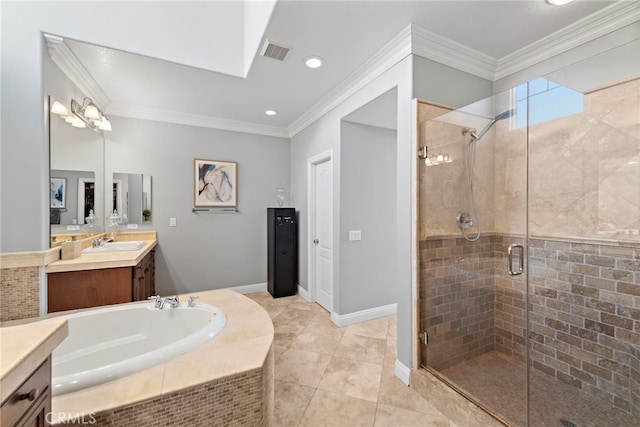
[52,0,621,137]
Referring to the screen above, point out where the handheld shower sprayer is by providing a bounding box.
[469,109,515,141]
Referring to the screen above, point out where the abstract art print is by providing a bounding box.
[50,177,66,209]
[194,159,237,207]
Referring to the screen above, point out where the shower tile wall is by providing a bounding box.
[418,236,639,413]
[418,77,639,417]
[419,236,495,370]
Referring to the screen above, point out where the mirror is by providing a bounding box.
[50,169,96,225]
[49,97,104,237]
[111,172,152,224]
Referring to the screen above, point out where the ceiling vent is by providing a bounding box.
[261,40,289,61]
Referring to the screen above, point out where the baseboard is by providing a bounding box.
[395,359,411,385]
[227,282,267,294]
[330,303,397,327]
[297,284,310,301]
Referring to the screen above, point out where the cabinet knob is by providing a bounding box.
[21,388,38,402]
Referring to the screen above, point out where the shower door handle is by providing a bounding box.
[507,243,524,276]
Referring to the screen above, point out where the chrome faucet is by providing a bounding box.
[148,294,162,308]
[92,237,105,248]
[160,296,180,309]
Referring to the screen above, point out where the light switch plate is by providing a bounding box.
[66,225,80,231]
[349,230,362,241]
[127,223,138,229]
[170,218,177,227]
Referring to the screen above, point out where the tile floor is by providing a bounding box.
[245,292,456,427]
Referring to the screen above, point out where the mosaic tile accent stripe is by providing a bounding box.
[0,266,40,321]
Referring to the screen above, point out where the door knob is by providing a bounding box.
[313,239,319,244]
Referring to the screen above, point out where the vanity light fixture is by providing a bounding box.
[51,101,69,116]
[304,56,324,69]
[265,110,277,116]
[546,0,573,5]
[69,97,112,131]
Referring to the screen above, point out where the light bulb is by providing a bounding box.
[83,104,101,120]
[51,101,68,115]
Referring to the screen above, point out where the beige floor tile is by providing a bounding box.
[308,310,341,330]
[344,317,390,340]
[273,321,306,347]
[378,371,444,415]
[275,348,332,387]
[273,305,319,329]
[374,403,451,427]
[299,390,377,426]
[289,326,345,355]
[274,380,316,427]
[317,356,383,402]
[334,334,387,365]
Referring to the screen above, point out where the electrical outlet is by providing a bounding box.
[349,230,362,241]
[170,218,177,227]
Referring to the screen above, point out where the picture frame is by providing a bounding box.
[50,177,67,209]
[194,159,237,207]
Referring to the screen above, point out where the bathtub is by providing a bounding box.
[49,301,226,396]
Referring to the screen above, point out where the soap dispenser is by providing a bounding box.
[108,210,119,240]
[86,209,96,228]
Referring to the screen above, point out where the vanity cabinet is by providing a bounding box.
[1,357,51,427]
[47,250,155,313]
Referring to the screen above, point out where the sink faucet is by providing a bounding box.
[92,237,105,248]
[188,296,199,308]
[160,296,180,309]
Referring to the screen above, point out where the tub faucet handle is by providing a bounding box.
[188,296,199,308]
[148,294,162,308]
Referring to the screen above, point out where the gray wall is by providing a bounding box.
[106,116,290,295]
[340,122,397,313]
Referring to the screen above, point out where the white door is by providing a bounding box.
[313,159,333,311]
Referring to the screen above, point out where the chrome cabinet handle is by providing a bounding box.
[507,243,524,276]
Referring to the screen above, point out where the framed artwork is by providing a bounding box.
[194,159,237,207]
[50,177,67,209]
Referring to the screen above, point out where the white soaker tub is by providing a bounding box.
[49,301,226,396]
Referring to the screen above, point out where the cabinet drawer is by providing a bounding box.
[1,357,51,427]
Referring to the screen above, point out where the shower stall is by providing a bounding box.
[416,65,639,426]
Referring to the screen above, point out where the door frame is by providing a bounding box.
[77,178,95,224]
[307,149,333,311]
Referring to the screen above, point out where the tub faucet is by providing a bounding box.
[148,295,162,309]
[160,296,180,309]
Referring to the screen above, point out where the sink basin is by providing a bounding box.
[83,241,146,253]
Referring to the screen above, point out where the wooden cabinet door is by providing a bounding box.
[48,268,132,312]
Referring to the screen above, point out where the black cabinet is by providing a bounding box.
[267,208,297,298]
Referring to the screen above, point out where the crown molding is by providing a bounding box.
[44,34,111,110]
[495,1,640,80]
[411,25,497,81]
[107,103,289,138]
[287,24,412,137]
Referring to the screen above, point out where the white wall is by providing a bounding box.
[106,116,290,295]
[291,55,413,367]
[340,122,397,313]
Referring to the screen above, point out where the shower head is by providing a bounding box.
[470,109,516,141]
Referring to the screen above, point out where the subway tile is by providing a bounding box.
[585,254,616,268]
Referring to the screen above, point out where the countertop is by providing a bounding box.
[0,319,68,403]
[51,289,273,418]
[45,231,157,273]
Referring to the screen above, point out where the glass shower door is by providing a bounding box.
[417,93,529,426]
[525,62,640,425]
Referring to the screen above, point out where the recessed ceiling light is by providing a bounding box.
[546,0,573,5]
[265,110,277,116]
[304,56,324,69]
